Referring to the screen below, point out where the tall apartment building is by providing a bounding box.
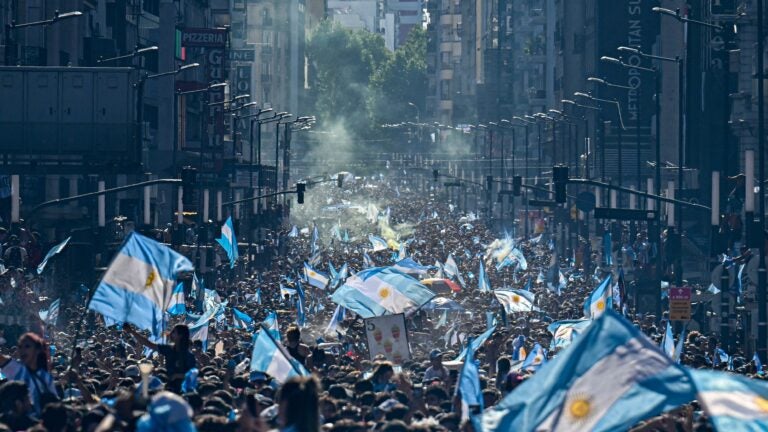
[327,0,379,32]
[425,0,461,127]
[384,0,424,49]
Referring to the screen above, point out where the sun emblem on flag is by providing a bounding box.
[379,286,391,299]
[755,396,768,412]
[145,271,157,288]
[568,396,592,420]
[596,300,605,311]
[308,270,316,277]
[533,355,543,364]
[512,294,521,303]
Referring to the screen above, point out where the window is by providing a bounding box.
[143,0,159,16]
[440,79,450,100]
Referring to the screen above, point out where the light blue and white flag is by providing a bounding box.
[288,225,299,237]
[661,321,675,359]
[478,261,491,293]
[392,257,433,276]
[36,236,71,274]
[216,217,239,268]
[521,343,547,372]
[714,347,730,368]
[689,368,768,431]
[457,337,483,421]
[547,319,592,350]
[368,234,389,252]
[330,263,349,289]
[673,325,687,364]
[232,308,255,331]
[331,267,436,318]
[325,305,346,335]
[189,320,209,351]
[311,225,320,254]
[296,294,306,328]
[494,289,537,313]
[755,353,764,374]
[443,254,460,279]
[167,283,186,316]
[250,326,309,383]
[583,275,613,319]
[304,263,329,289]
[546,249,566,295]
[474,311,696,432]
[88,233,194,337]
[363,252,374,268]
[264,311,281,341]
[39,298,61,326]
[454,326,496,362]
[280,284,297,299]
[398,242,408,261]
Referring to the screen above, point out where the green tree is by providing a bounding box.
[369,28,427,128]
[306,21,391,138]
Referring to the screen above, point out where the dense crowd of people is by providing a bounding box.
[0,173,760,431]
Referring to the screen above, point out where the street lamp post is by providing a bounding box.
[652,5,723,289]
[4,9,83,65]
[563,99,601,180]
[513,116,534,237]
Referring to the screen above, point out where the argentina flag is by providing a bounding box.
[474,311,696,432]
[36,236,71,274]
[330,267,435,318]
[689,368,768,431]
[583,275,613,319]
[216,217,239,268]
[494,289,537,313]
[250,326,309,383]
[88,233,193,337]
[304,262,330,289]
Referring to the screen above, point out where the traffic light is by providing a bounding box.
[181,166,197,206]
[296,182,306,204]
[552,165,569,203]
[486,175,493,190]
[433,169,439,182]
[337,174,343,188]
[512,175,522,196]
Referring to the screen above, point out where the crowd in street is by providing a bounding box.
[0,172,761,432]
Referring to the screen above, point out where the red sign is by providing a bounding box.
[669,287,692,301]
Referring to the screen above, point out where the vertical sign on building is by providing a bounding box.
[596,0,660,178]
[181,28,228,139]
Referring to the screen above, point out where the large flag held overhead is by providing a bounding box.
[88,233,194,337]
[330,267,435,318]
[304,263,330,289]
[547,319,592,350]
[264,311,281,341]
[250,326,309,383]
[454,326,496,362]
[38,298,61,326]
[311,225,320,254]
[661,321,675,359]
[689,368,768,431]
[392,257,433,276]
[232,308,255,331]
[494,289,537,313]
[443,254,460,279]
[167,283,186,316]
[368,234,389,252]
[216,217,239,268]
[583,275,613,319]
[474,311,696,432]
[36,236,71,274]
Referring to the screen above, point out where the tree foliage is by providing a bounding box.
[306,22,427,143]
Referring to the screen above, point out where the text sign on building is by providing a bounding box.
[229,49,255,62]
[669,286,692,321]
[181,28,227,48]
